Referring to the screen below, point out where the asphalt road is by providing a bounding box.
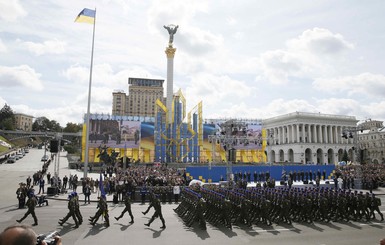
[0,148,384,245]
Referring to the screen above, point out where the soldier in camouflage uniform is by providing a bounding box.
[115,192,134,224]
[58,193,79,228]
[145,194,166,229]
[16,192,38,226]
[72,192,83,225]
[369,193,384,221]
[89,195,109,227]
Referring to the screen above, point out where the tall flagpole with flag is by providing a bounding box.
[75,8,96,179]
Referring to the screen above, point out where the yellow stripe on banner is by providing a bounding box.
[220,150,226,161]
[75,15,94,24]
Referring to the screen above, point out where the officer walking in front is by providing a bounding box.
[16,192,38,226]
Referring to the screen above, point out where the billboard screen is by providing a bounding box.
[88,119,140,149]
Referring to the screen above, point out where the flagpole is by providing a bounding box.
[84,8,96,179]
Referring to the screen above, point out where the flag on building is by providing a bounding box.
[75,8,95,24]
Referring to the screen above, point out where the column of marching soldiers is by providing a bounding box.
[14,166,384,231]
[57,189,166,229]
[174,184,384,230]
[15,179,169,229]
[15,181,384,231]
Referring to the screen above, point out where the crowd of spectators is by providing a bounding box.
[336,164,385,190]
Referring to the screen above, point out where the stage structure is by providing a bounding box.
[80,25,266,165]
[154,24,204,163]
[81,114,268,165]
[207,119,267,180]
[154,89,203,163]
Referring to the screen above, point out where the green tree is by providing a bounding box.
[341,149,349,162]
[32,117,62,132]
[63,122,82,133]
[0,104,15,130]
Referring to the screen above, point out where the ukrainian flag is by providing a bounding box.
[75,8,95,24]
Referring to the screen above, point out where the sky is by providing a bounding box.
[1,0,385,127]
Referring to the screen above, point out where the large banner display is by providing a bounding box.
[88,119,140,149]
[81,117,266,164]
[82,118,141,164]
[201,122,266,163]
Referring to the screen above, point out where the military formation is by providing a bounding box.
[175,184,384,230]
[12,159,385,232]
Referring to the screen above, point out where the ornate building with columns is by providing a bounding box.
[263,112,358,165]
[358,119,385,164]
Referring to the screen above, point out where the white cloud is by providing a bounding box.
[179,27,224,57]
[0,65,44,90]
[21,39,66,56]
[63,64,161,87]
[313,73,385,98]
[0,0,27,22]
[316,98,360,116]
[146,0,215,57]
[12,104,87,126]
[0,39,6,52]
[259,50,304,84]
[226,17,237,26]
[287,28,354,55]
[63,65,89,84]
[147,0,208,32]
[259,28,355,85]
[361,101,385,121]
[186,73,252,110]
[0,96,6,107]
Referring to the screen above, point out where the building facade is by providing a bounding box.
[358,120,385,164]
[111,90,127,116]
[112,77,166,117]
[14,113,34,131]
[263,112,358,165]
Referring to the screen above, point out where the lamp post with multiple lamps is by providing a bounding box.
[341,126,363,164]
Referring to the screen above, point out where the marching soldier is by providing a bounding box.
[58,193,79,228]
[72,192,83,225]
[115,192,134,224]
[16,192,38,226]
[369,193,384,221]
[142,192,155,215]
[89,195,110,227]
[144,194,166,229]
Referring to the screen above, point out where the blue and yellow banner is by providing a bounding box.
[75,8,95,24]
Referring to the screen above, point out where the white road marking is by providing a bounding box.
[359,222,385,226]
[252,228,297,232]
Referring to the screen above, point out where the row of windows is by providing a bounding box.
[359,134,385,140]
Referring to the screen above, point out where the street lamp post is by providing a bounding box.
[341,126,362,164]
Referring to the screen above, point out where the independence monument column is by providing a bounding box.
[164,24,178,122]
